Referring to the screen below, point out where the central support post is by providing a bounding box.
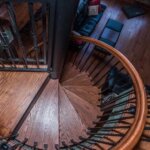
[48,0,79,79]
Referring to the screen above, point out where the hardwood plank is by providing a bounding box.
[63,85,100,109]
[101,0,150,85]
[60,63,79,82]
[73,0,150,85]
[0,71,48,137]
[18,80,59,150]
[64,88,102,128]
[59,85,87,146]
[62,72,92,86]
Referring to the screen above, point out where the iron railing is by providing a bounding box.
[58,35,147,150]
[0,0,49,72]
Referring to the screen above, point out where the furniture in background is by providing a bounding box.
[95,19,124,55]
[74,0,106,36]
[122,4,146,18]
[136,0,150,5]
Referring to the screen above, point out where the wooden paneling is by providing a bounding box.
[0,72,48,137]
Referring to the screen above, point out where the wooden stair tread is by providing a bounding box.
[62,72,92,86]
[64,88,101,128]
[63,85,99,109]
[18,79,59,150]
[0,71,48,137]
[60,63,79,82]
[59,85,87,146]
[64,85,99,96]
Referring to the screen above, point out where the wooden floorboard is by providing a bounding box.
[62,72,92,86]
[64,88,101,128]
[63,85,100,109]
[0,71,48,137]
[17,79,59,150]
[59,85,87,146]
[100,0,150,85]
[74,0,150,85]
[60,63,79,82]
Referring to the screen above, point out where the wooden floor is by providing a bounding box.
[18,79,59,150]
[0,72,48,137]
[0,64,100,150]
[92,0,150,85]
[0,1,149,149]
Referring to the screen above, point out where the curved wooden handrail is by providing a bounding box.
[72,34,147,150]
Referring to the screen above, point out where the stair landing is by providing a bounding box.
[0,71,48,137]
[0,64,101,150]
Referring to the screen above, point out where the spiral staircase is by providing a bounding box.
[0,0,149,150]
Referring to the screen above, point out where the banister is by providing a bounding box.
[72,34,147,150]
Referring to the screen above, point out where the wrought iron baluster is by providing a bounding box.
[79,47,94,72]
[70,140,92,150]
[16,138,28,150]
[94,116,134,125]
[88,131,124,137]
[0,32,16,67]
[85,137,115,147]
[91,126,130,130]
[6,0,28,68]
[47,2,53,71]
[97,107,135,119]
[42,2,47,64]
[99,89,134,107]
[79,136,98,148]
[89,56,115,77]
[101,97,136,111]
[0,60,5,68]
[93,61,121,86]
[77,43,90,68]
[28,2,40,68]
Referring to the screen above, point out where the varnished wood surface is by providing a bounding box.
[94,0,150,85]
[59,85,87,146]
[0,71,48,137]
[60,63,80,82]
[15,65,100,149]
[18,80,59,150]
[64,85,100,109]
[64,88,101,128]
[0,61,101,149]
[72,0,150,148]
[62,72,92,86]
[72,33,147,149]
